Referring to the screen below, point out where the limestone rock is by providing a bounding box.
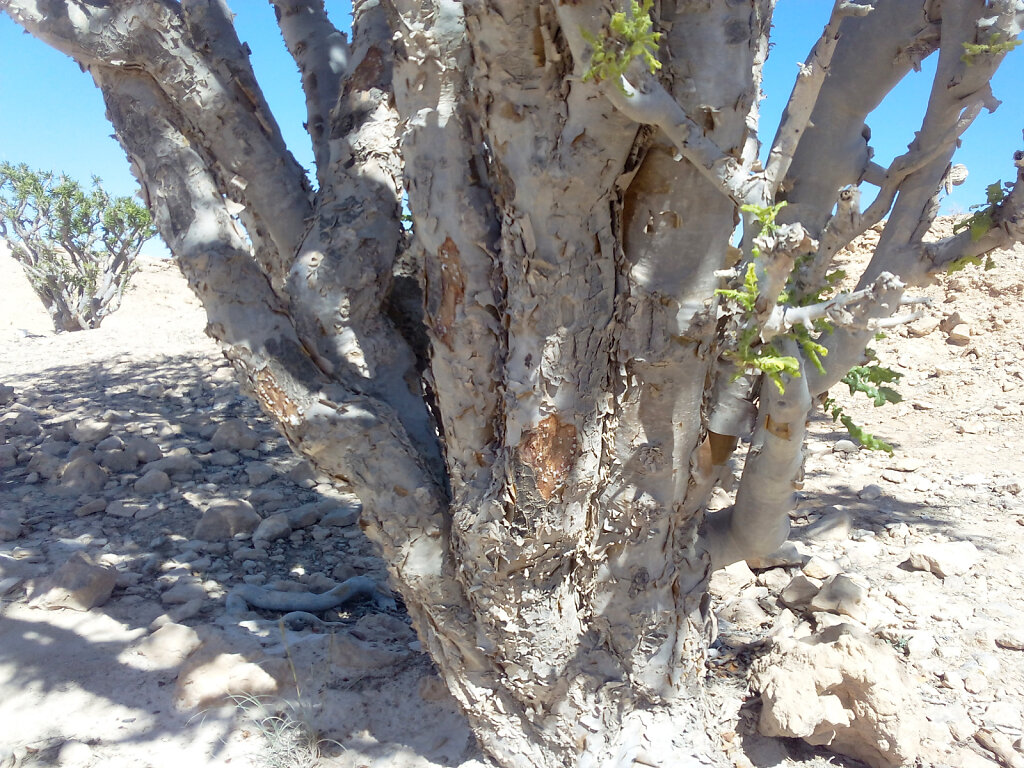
[174,649,280,710]
[27,451,63,480]
[320,504,360,528]
[1,410,41,437]
[58,456,107,496]
[160,577,207,605]
[192,499,261,540]
[746,540,808,569]
[124,435,163,463]
[135,469,172,494]
[808,574,868,622]
[30,551,117,610]
[801,508,853,542]
[210,418,260,452]
[750,629,924,768]
[779,574,822,610]
[97,448,139,472]
[70,417,112,444]
[710,560,756,600]
[995,629,1024,651]
[251,512,292,544]
[145,448,199,476]
[244,461,275,486]
[122,622,202,670]
[906,540,980,578]
[0,515,23,541]
[0,443,17,468]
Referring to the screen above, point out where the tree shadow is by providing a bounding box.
[0,350,480,767]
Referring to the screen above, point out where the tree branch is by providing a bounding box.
[270,0,349,180]
[764,0,874,195]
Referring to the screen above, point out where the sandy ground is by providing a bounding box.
[1,229,1023,768]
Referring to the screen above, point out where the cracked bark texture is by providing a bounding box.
[3,0,1023,765]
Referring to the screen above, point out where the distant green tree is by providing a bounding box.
[0,162,155,332]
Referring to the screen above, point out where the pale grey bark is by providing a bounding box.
[4,0,1024,765]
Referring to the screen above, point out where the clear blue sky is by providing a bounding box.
[1,1,1022,254]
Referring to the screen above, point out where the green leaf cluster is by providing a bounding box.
[582,0,662,95]
[740,200,788,237]
[822,355,903,454]
[961,34,1022,65]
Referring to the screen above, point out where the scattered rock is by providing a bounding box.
[800,508,853,542]
[70,417,112,444]
[995,630,1024,651]
[858,484,883,501]
[947,323,972,345]
[57,456,107,496]
[808,574,868,622]
[0,443,17,468]
[210,418,260,452]
[833,439,859,454]
[802,556,841,580]
[746,540,809,569]
[779,574,822,610]
[74,498,107,517]
[0,515,23,541]
[160,578,207,605]
[244,461,275,486]
[905,540,981,578]
[134,468,172,494]
[27,452,63,480]
[330,630,411,670]
[107,500,144,518]
[192,499,261,540]
[251,513,292,544]
[751,629,924,768]
[30,551,118,610]
[96,448,139,472]
[123,622,202,670]
[174,649,280,710]
[710,560,756,600]
[124,435,163,463]
[320,504,360,528]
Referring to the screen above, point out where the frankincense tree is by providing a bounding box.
[2,0,1022,765]
[0,162,154,332]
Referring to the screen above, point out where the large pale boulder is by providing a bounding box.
[30,552,118,610]
[750,628,924,768]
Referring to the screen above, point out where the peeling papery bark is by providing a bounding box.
[5,0,1024,765]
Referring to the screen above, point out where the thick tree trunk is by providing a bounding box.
[4,0,1024,765]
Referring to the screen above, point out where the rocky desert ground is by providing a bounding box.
[1,222,1023,768]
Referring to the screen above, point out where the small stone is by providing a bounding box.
[123,622,202,670]
[964,670,988,694]
[0,444,17,468]
[30,551,117,610]
[211,419,261,452]
[1,411,41,437]
[244,461,275,486]
[146,449,199,476]
[174,649,280,710]
[95,435,124,452]
[808,574,868,621]
[287,460,321,488]
[905,632,937,659]
[908,316,940,337]
[746,540,809,569]
[994,630,1024,651]
[252,513,292,544]
[124,435,163,463]
[56,740,93,767]
[801,508,853,542]
[161,578,207,605]
[138,383,166,398]
[0,383,14,404]
[107,500,144,518]
[957,421,985,435]
[906,540,981,578]
[74,498,108,517]
[802,556,841,580]
[983,701,1023,731]
[206,450,239,466]
[833,439,859,454]
[97,448,139,472]
[709,560,755,600]
[58,456,107,496]
[858,484,883,501]
[947,323,972,345]
[881,469,904,484]
[320,505,360,528]
[135,469,172,494]
[70,417,112,444]
[0,516,23,541]
[779,574,822,610]
[193,499,261,541]
[27,452,63,480]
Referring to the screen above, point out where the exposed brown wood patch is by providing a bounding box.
[253,367,301,425]
[519,414,577,501]
[430,237,465,349]
[765,415,792,440]
[350,46,387,91]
